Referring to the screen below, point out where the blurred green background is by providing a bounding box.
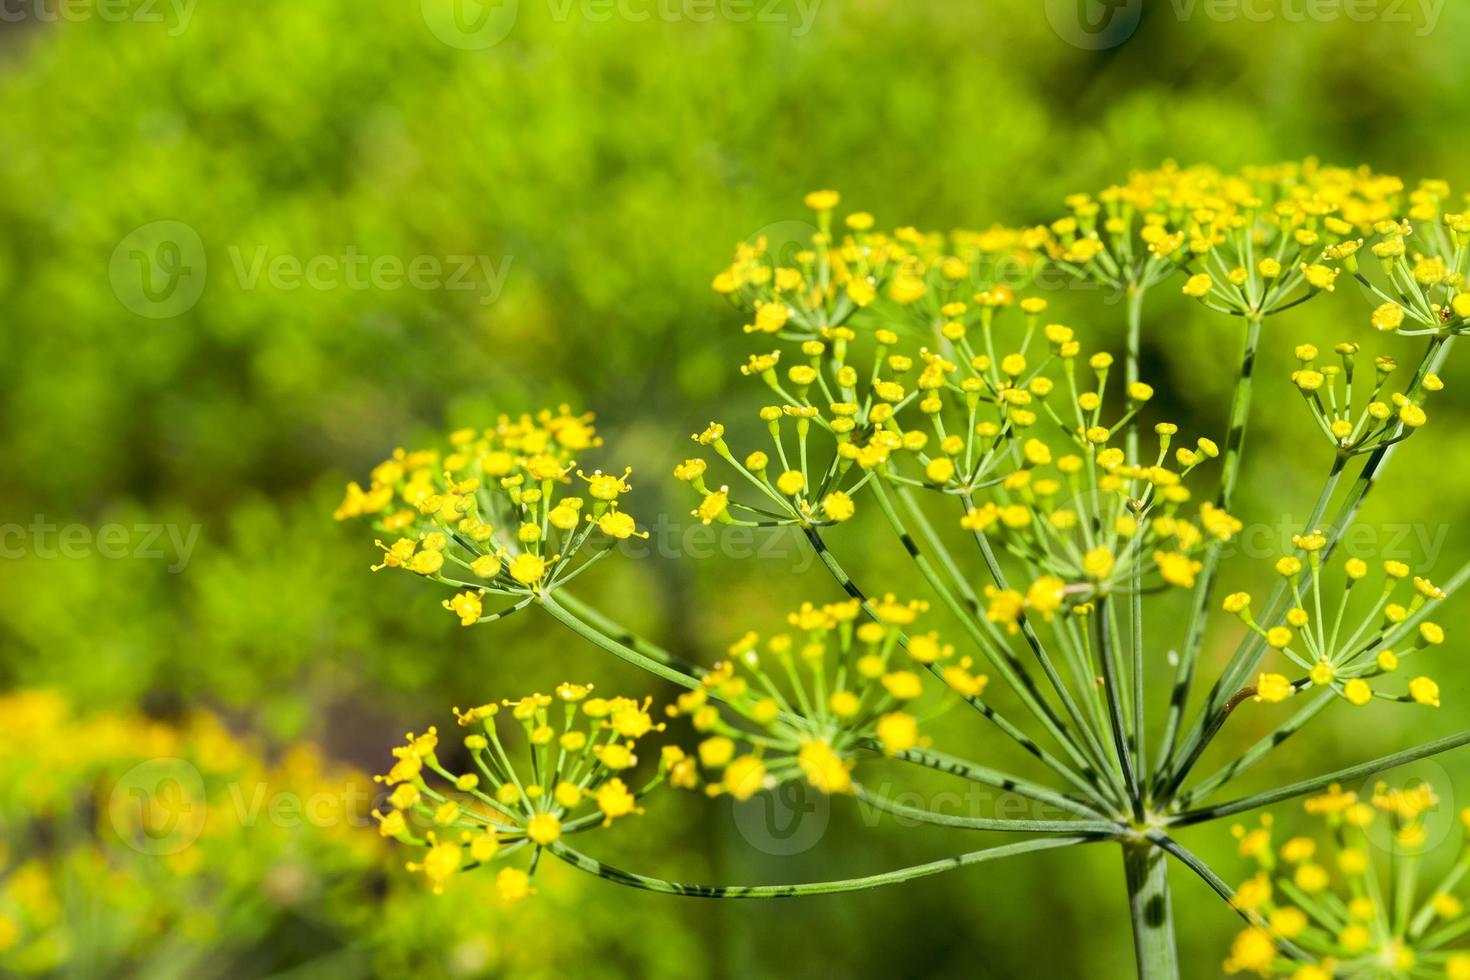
[2,0,1470,976]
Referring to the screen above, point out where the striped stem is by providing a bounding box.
[1123,841,1179,980]
[852,785,1122,835]
[1097,597,1141,813]
[1153,313,1262,791]
[890,746,1110,821]
[540,592,704,693]
[1169,728,1470,827]
[1146,832,1312,961]
[867,479,1103,782]
[1172,691,1332,809]
[547,835,1102,898]
[802,525,1111,803]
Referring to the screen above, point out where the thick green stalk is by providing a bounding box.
[1123,842,1179,980]
[548,835,1102,898]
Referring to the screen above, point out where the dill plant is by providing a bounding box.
[336,164,1470,977]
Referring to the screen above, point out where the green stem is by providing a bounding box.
[547,835,1102,898]
[1124,283,1144,464]
[802,525,1109,802]
[554,590,707,678]
[1097,597,1141,815]
[539,592,703,693]
[1122,842,1179,980]
[1170,728,1470,827]
[1159,451,1346,800]
[868,479,1100,781]
[1153,313,1261,792]
[852,785,1122,835]
[891,746,1110,821]
[1172,691,1332,809]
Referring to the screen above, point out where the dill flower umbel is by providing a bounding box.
[374,684,668,896]
[1288,342,1442,453]
[336,407,646,627]
[1223,781,1470,977]
[666,596,968,798]
[339,165,1470,980]
[1353,182,1470,337]
[1227,547,1448,712]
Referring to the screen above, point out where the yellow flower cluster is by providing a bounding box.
[1223,781,1470,977]
[1050,160,1409,318]
[335,407,645,626]
[967,414,1237,617]
[1356,182,1470,337]
[680,294,1080,529]
[1289,342,1441,453]
[665,597,980,799]
[1228,547,1446,710]
[712,189,1047,337]
[374,684,667,898]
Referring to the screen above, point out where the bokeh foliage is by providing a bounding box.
[2,0,1470,975]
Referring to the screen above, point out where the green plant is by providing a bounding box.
[337,164,1470,978]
